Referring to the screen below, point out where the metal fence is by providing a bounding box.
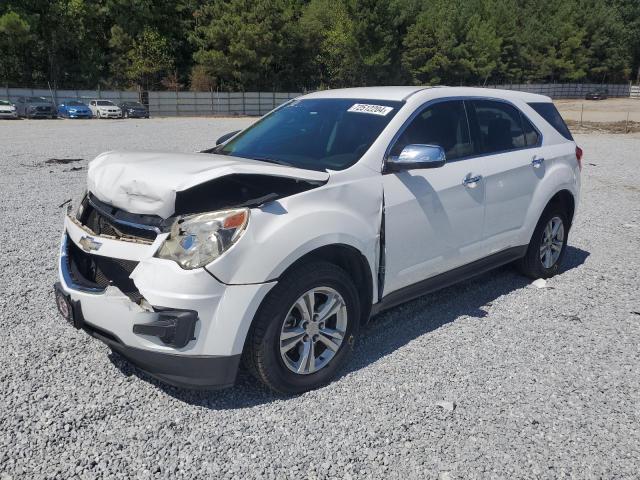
[1,83,636,118]
[0,87,301,117]
[148,91,301,116]
[486,83,631,99]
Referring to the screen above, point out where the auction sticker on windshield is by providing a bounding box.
[347,103,394,116]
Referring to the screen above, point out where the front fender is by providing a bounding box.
[206,175,383,290]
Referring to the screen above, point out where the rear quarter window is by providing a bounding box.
[528,102,573,141]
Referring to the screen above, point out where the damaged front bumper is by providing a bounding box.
[56,214,276,389]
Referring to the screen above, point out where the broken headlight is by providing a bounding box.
[155,208,249,269]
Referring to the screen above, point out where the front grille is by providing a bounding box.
[66,236,143,303]
[36,106,51,112]
[79,199,158,243]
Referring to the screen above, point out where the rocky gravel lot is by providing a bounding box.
[1,118,639,479]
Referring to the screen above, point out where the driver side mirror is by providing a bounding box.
[216,130,241,145]
[386,144,446,172]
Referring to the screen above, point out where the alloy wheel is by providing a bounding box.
[279,287,348,375]
[539,216,564,268]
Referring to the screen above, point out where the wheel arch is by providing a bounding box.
[547,189,575,227]
[274,243,374,325]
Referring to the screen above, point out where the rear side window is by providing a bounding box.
[528,102,573,140]
[390,100,473,160]
[520,113,540,146]
[468,100,525,153]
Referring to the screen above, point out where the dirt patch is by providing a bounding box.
[566,120,640,134]
[44,158,84,165]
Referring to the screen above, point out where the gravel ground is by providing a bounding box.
[1,118,639,479]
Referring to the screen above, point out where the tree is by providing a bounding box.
[125,28,173,90]
[0,11,34,84]
[191,0,308,91]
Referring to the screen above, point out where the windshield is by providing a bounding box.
[28,97,48,102]
[215,98,402,171]
[97,100,114,106]
[67,101,84,106]
[126,102,144,108]
[0,100,10,106]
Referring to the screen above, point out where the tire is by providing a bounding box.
[244,261,360,395]
[517,205,569,279]
[96,111,101,119]
[124,111,128,119]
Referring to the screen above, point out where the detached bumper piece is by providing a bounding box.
[133,310,198,348]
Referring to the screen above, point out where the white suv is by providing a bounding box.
[55,87,581,394]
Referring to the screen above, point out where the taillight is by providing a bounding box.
[575,146,583,170]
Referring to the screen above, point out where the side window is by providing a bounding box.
[390,100,472,161]
[528,102,573,140]
[469,100,526,153]
[521,113,540,146]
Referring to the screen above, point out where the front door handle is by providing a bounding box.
[463,175,482,188]
[532,156,545,168]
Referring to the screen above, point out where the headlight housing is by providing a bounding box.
[155,208,249,269]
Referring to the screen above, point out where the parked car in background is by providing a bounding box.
[0,100,18,119]
[88,100,122,119]
[58,100,93,119]
[118,101,149,118]
[55,86,581,394]
[15,96,57,118]
[585,88,608,100]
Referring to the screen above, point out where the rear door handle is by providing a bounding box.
[532,156,545,168]
[463,175,482,188]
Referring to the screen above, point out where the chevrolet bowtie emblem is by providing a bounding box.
[79,236,103,252]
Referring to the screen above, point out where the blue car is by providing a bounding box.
[57,100,93,119]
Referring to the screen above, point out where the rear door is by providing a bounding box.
[382,100,487,295]
[466,99,543,252]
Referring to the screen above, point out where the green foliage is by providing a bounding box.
[0,0,636,89]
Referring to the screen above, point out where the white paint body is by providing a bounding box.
[58,86,580,363]
[88,99,122,119]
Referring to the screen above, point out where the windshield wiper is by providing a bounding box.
[245,155,293,167]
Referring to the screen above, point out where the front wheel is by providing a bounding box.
[517,206,569,279]
[245,261,360,394]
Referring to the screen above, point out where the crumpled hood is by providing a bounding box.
[87,150,330,219]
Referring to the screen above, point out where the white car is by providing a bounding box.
[55,87,581,394]
[88,99,122,119]
[0,100,18,119]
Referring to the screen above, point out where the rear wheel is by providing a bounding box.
[245,261,360,394]
[517,206,569,279]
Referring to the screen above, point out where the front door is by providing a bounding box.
[382,100,487,295]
